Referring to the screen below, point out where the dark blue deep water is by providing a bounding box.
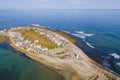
[0,9,120,75]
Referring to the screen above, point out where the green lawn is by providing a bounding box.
[15,29,58,49]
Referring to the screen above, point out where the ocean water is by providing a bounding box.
[0,42,64,80]
[0,9,120,75]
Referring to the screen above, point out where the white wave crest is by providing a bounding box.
[72,31,94,39]
[60,30,70,33]
[60,30,86,38]
[31,24,40,26]
[83,39,95,48]
[109,53,120,59]
[116,62,120,66]
[86,41,94,48]
[60,30,94,39]
[72,33,86,39]
[84,33,94,37]
[75,31,84,34]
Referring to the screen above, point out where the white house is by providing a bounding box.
[34,40,39,44]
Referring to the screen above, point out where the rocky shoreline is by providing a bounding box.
[0,26,120,80]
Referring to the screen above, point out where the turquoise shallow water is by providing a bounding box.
[0,9,120,75]
[0,42,64,80]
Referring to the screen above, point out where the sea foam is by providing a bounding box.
[60,30,85,38]
[31,24,40,26]
[61,30,94,39]
[116,62,120,66]
[60,30,70,34]
[54,30,95,48]
[70,31,94,39]
[86,41,95,48]
[72,33,86,39]
[84,33,94,37]
[83,39,95,48]
[75,31,94,37]
[75,31,84,34]
[109,53,120,59]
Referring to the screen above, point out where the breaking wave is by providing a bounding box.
[84,34,94,37]
[61,30,95,48]
[72,33,86,39]
[109,53,120,59]
[72,31,94,39]
[116,62,120,67]
[86,42,95,49]
[31,24,40,26]
[75,31,94,37]
[75,31,84,34]
[31,24,51,28]
[60,30,70,34]
[60,30,94,39]
[83,39,95,48]
[60,30,86,38]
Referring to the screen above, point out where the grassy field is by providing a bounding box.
[0,35,9,43]
[15,29,58,49]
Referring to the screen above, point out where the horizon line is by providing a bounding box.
[0,8,120,10]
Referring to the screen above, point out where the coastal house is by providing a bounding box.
[74,53,79,59]
[34,40,39,44]
[41,47,48,51]
[10,27,17,30]
[9,32,15,37]
[0,30,3,34]
[27,48,32,51]
[25,40,30,44]
[54,40,61,46]
[15,42,22,47]
[40,32,45,35]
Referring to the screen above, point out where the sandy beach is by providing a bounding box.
[0,26,120,80]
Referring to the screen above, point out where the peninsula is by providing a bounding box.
[0,26,120,80]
